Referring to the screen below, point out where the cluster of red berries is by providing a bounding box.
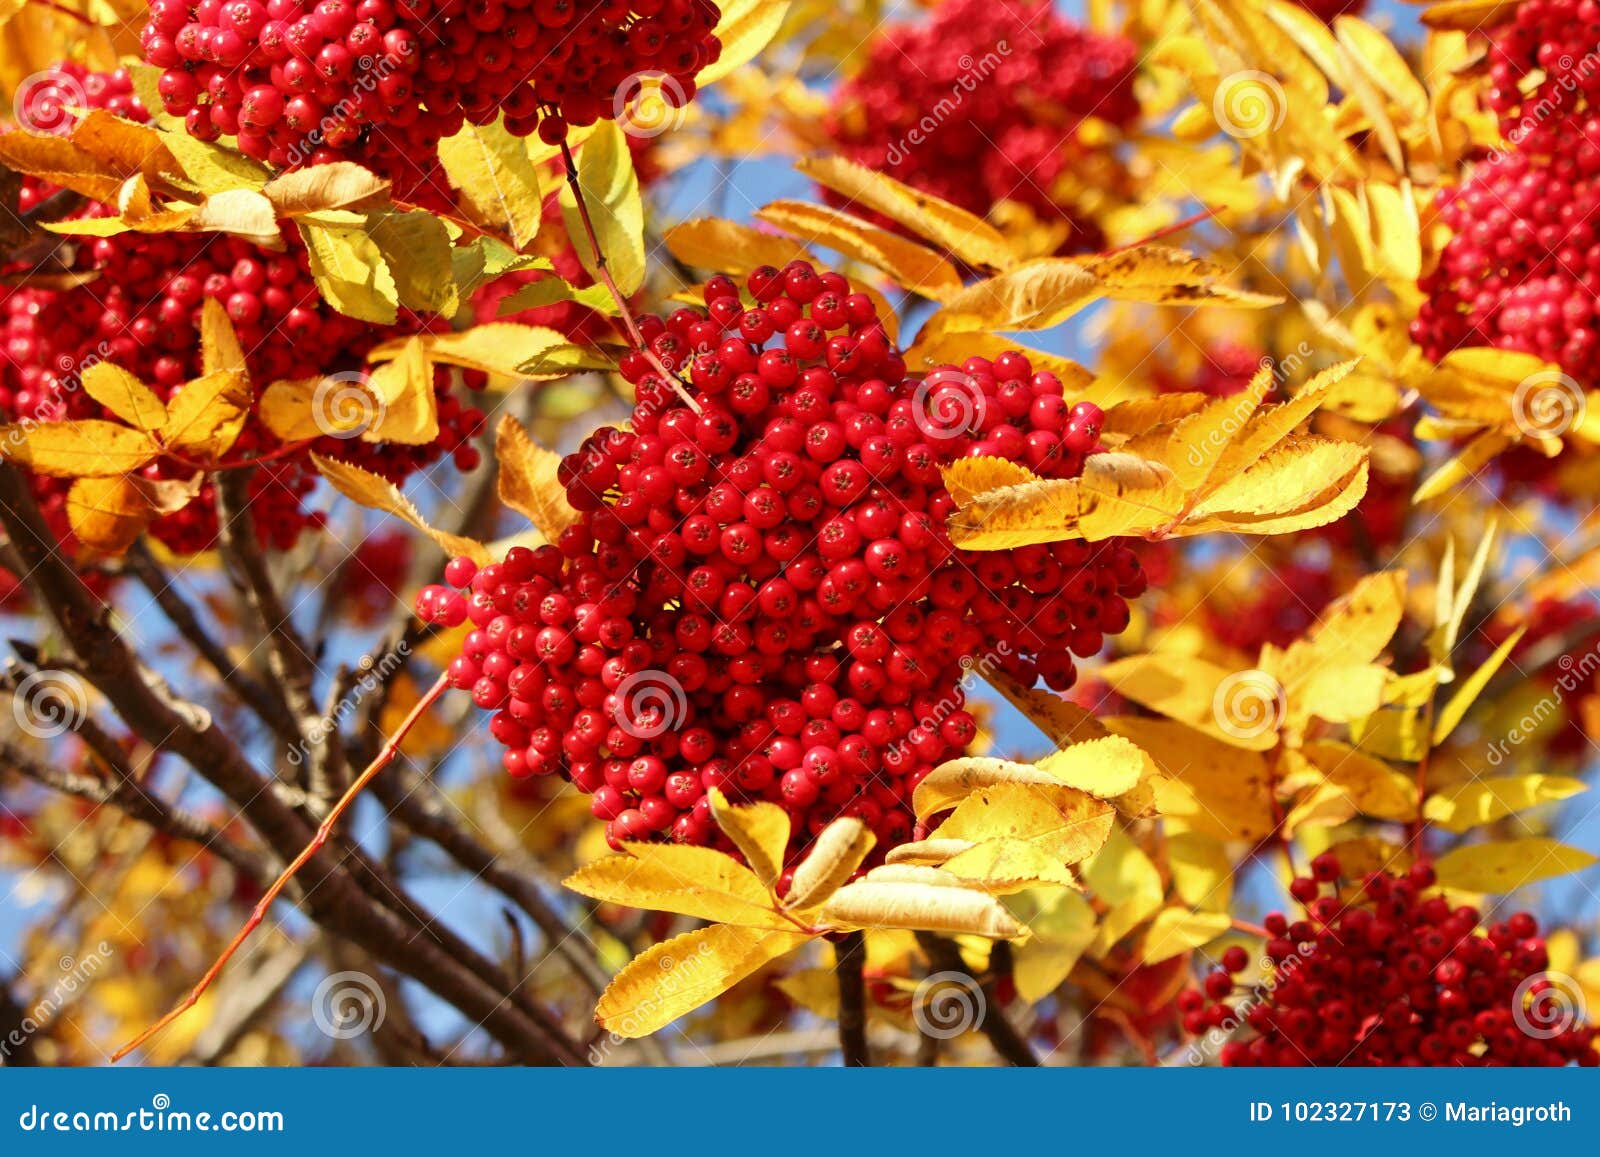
[1483,0,1600,133]
[1182,857,1598,1066]
[823,0,1139,255]
[1293,0,1368,21]
[1,66,484,553]
[416,260,1144,854]
[143,0,720,202]
[1414,7,1600,389]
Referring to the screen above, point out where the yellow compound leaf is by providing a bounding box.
[1167,832,1233,911]
[785,817,875,911]
[797,155,1015,273]
[1424,775,1588,834]
[262,162,389,216]
[819,874,1025,938]
[923,258,1100,336]
[438,118,544,250]
[199,297,247,379]
[1300,740,1417,823]
[494,416,580,541]
[1432,626,1524,745]
[161,370,251,461]
[1142,908,1231,965]
[933,782,1115,866]
[708,788,790,890]
[946,452,1187,548]
[1074,246,1282,310]
[756,200,961,299]
[367,209,459,315]
[1083,829,1163,952]
[311,453,491,565]
[1102,717,1276,842]
[595,924,811,1038]
[1433,839,1598,895]
[363,338,439,446]
[1035,735,1152,799]
[663,217,812,276]
[259,376,347,442]
[913,758,1063,821]
[939,838,1080,893]
[81,363,165,433]
[2,421,160,477]
[563,843,789,929]
[1010,888,1097,1001]
[560,122,645,295]
[298,219,399,325]
[1180,437,1369,536]
[399,324,612,380]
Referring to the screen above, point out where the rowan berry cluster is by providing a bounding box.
[1414,7,1600,388]
[823,0,1138,254]
[1182,857,1598,1066]
[142,0,720,201]
[417,260,1145,855]
[1,66,484,554]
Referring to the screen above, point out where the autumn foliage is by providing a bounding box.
[0,0,1598,1070]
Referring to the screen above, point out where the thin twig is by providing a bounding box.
[915,933,1039,1067]
[835,930,871,1067]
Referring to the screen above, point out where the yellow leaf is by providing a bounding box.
[1101,717,1276,842]
[1100,653,1278,750]
[494,415,580,540]
[199,297,246,379]
[259,375,356,442]
[161,370,251,461]
[981,668,1106,748]
[1300,740,1417,823]
[1433,626,1524,744]
[946,452,1187,548]
[939,838,1080,892]
[1076,246,1281,310]
[1278,568,1406,676]
[1167,832,1233,911]
[796,155,1014,273]
[3,421,159,477]
[407,324,612,379]
[595,924,810,1037]
[362,338,439,446]
[912,757,1064,820]
[1142,908,1231,965]
[438,118,544,250]
[312,453,490,565]
[367,209,459,315]
[1035,735,1150,798]
[1181,437,1369,536]
[560,122,645,295]
[1083,830,1164,952]
[707,788,789,890]
[933,783,1115,866]
[755,200,961,299]
[905,332,1093,392]
[663,217,812,275]
[1433,839,1598,894]
[923,258,1100,335]
[262,162,389,215]
[820,875,1025,938]
[298,219,399,325]
[1420,0,1521,31]
[786,817,875,911]
[565,843,790,929]
[1424,776,1588,834]
[80,363,165,433]
[1009,888,1097,1000]
[66,473,199,556]
[698,0,793,85]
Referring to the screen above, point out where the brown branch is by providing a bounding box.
[835,930,871,1067]
[915,933,1038,1067]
